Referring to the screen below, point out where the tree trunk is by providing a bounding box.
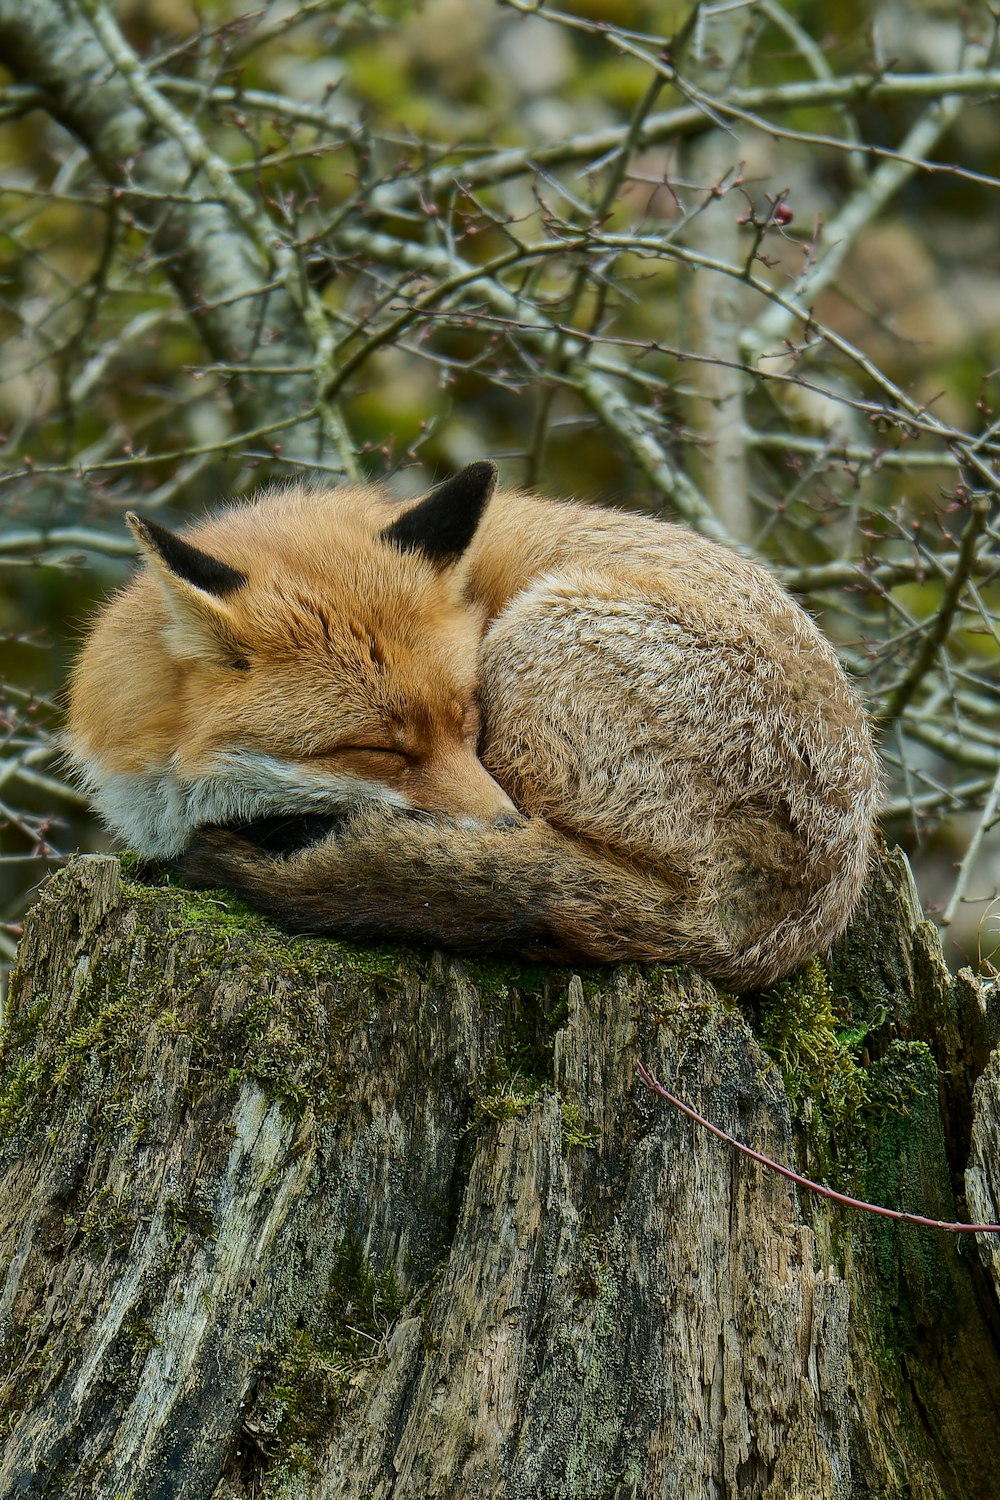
[2,849,1000,1498]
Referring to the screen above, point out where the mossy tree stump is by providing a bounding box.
[2,849,1000,1498]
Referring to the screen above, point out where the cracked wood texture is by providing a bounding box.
[2,851,1000,1499]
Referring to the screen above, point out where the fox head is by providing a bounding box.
[67,461,519,855]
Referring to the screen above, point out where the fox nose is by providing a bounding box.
[408,739,521,823]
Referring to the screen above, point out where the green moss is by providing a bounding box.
[761,957,949,1388]
[760,959,873,1120]
[238,1232,404,1488]
[470,1072,599,1151]
[757,957,941,1201]
[124,1317,160,1358]
[0,1055,36,1141]
[824,844,921,1027]
[0,985,155,1148]
[471,1063,543,1127]
[561,1101,599,1150]
[62,1185,139,1255]
[135,880,262,933]
[456,956,573,1144]
[865,1039,938,1125]
[0,872,409,1160]
[461,953,553,1003]
[125,873,412,994]
[164,1190,216,1251]
[852,1040,962,1405]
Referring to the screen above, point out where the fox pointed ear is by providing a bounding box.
[381,460,498,567]
[126,512,247,597]
[127,512,250,666]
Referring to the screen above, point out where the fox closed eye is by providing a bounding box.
[331,746,411,770]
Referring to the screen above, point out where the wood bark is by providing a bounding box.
[1,849,1000,1498]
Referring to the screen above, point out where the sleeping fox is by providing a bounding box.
[66,461,881,990]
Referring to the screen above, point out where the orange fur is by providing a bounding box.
[68,481,516,851]
[66,464,882,989]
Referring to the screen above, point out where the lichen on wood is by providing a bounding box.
[2,850,1000,1499]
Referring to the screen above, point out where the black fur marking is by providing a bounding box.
[212,812,348,856]
[380,460,497,566]
[128,512,248,597]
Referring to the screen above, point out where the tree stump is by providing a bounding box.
[2,849,1000,1498]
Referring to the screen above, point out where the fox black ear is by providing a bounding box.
[381,460,498,566]
[126,513,247,597]
[126,512,249,666]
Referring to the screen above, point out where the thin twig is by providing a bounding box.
[366,64,1000,216]
[0,527,137,557]
[904,720,1000,773]
[745,91,973,358]
[525,68,667,486]
[880,497,991,726]
[942,763,1000,927]
[747,430,959,471]
[501,4,1000,191]
[636,1064,1000,1234]
[333,223,727,537]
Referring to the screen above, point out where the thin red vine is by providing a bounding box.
[636,1062,1000,1235]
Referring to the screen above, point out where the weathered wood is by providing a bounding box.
[1,850,1000,1498]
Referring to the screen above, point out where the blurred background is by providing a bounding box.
[1,0,998,976]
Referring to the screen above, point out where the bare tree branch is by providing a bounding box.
[0,0,357,477]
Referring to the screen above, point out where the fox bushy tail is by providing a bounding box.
[177,807,867,991]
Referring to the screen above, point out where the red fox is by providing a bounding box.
[66,462,881,990]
